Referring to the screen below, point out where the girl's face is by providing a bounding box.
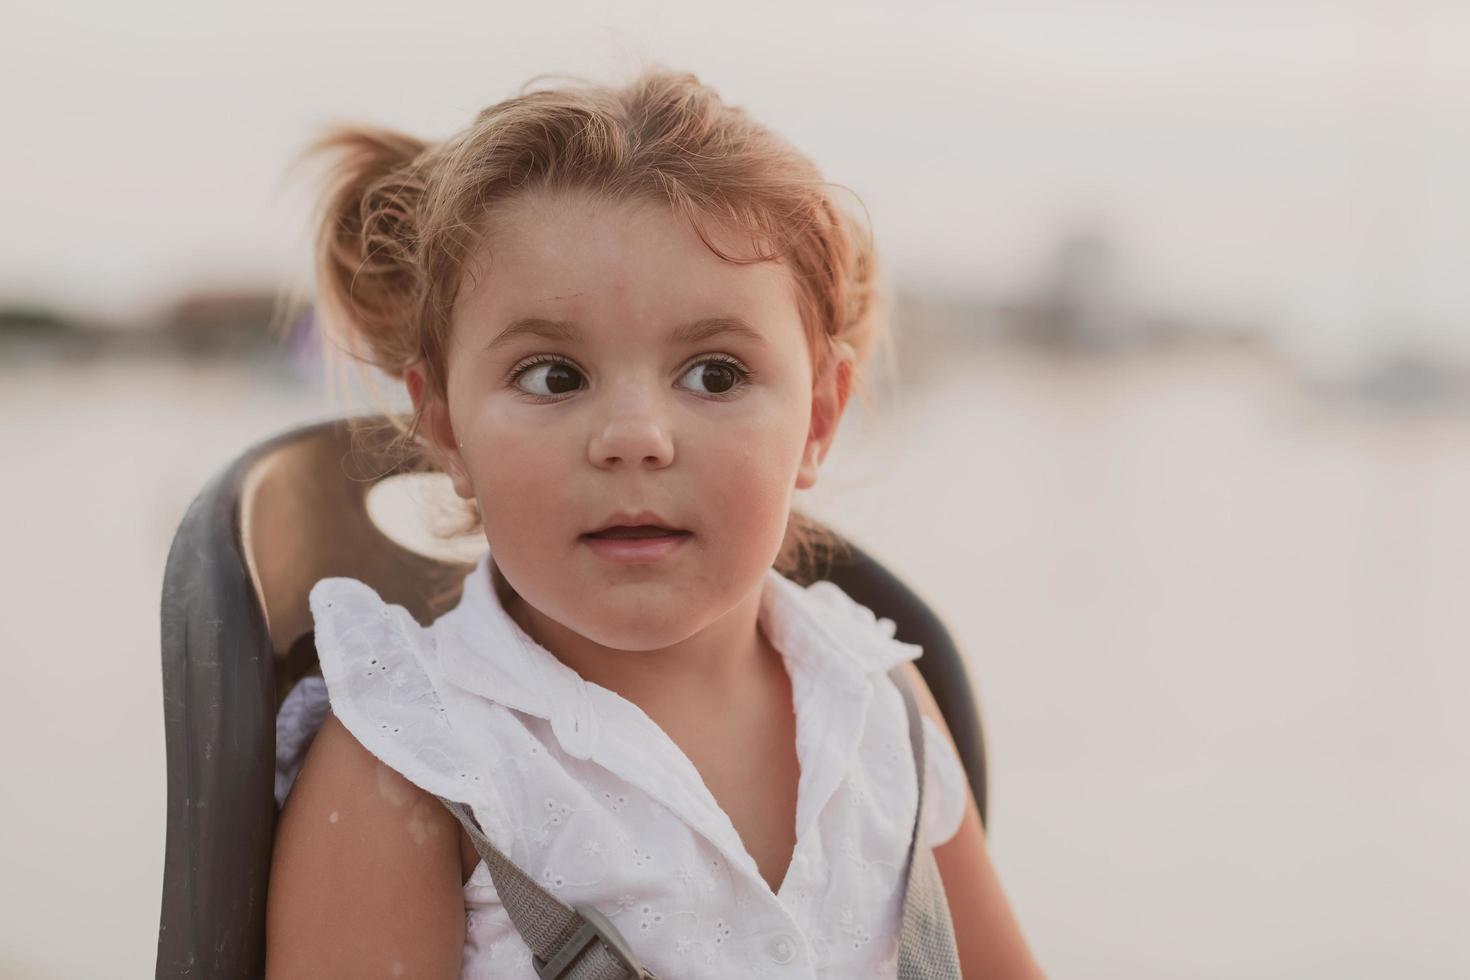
[409,186,851,653]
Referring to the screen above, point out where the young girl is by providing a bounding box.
[266,67,1043,979]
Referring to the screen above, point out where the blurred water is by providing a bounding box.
[2,344,1467,978]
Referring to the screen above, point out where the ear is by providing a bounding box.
[796,340,855,491]
[405,363,475,500]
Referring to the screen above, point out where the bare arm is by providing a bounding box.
[902,662,1047,979]
[266,712,467,979]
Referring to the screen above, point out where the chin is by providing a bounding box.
[578,605,703,652]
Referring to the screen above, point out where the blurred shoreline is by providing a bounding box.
[6,277,1470,419]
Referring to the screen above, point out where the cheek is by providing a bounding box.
[469,425,578,544]
[693,411,807,529]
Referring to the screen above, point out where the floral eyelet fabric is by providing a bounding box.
[287,550,967,979]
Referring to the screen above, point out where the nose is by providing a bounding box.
[587,385,675,469]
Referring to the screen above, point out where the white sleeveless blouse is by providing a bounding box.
[299,550,968,979]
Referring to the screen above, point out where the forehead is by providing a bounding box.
[453,187,803,343]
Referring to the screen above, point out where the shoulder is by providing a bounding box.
[266,712,470,978]
[776,575,923,676]
[896,661,970,847]
[787,576,954,775]
[306,572,522,848]
[306,576,463,800]
[898,661,945,731]
[895,667,1048,977]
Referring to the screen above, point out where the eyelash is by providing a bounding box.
[506,353,755,402]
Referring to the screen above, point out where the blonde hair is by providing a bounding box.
[301,66,893,578]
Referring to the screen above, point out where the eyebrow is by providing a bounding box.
[482,315,768,355]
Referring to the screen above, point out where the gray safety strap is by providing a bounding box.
[889,665,965,980]
[437,795,657,980]
[438,665,961,979]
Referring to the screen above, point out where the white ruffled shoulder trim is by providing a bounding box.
[781,577,925,677]
[307,576,515,850]
[794,577,969,846]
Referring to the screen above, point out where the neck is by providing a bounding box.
[501,574,775,712]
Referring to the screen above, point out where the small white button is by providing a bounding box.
[766,933,797,964]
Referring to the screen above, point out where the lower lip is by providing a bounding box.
[580,531,691,564]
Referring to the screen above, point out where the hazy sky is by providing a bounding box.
[4,0,1466,369]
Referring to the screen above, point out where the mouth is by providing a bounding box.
[582,510,690,539]
[583,526,692,540]
[580,521,692,565]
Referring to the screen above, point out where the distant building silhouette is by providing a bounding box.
[1009,230,1138,349]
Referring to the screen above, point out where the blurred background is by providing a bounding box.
[3,1,1468,976]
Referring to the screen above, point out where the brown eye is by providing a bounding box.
[679,357,748,396]
[514,358,585,397]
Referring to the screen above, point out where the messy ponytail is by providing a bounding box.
[300,66,893,580]
[304,127,447,403]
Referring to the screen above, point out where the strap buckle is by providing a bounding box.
[533,904,654,980]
